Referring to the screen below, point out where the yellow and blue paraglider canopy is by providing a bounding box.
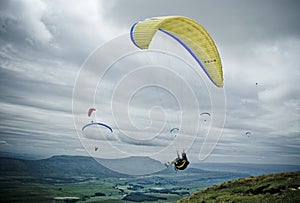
[130,16,223,88]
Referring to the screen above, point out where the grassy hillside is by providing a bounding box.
[177,171,300,203]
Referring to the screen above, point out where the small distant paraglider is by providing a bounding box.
[81,108,113,144]
[200,112,211,122]
[170,127,179,133]
[88,108,96,117]
[170,127,179,137]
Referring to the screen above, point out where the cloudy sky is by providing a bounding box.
[0,0,299,167]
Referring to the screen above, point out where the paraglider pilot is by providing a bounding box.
[165,150,190,171]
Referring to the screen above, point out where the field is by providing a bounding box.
[0,168,246,202]
[0,175,209,202]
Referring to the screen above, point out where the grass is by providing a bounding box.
[177,171,300,203]
[0,177,122,203]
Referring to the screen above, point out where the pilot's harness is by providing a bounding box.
[174,159,189,171]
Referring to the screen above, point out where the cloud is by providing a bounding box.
[106,0,300,45]
[0,0,52,44]
[0,0,299,165]
[0,140,7,145]
[0,0,124,64]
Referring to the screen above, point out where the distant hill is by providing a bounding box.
[0,155,127,180]
[0,155,181,178]
[177,171,300,203]
[0,155,248,184]
[0,151,45,160]
[191,162,300,176]
[97,156,165,175]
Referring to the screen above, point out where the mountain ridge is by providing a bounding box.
[1,155,299,178]
[191,162,300,176]
[0,155,127,179]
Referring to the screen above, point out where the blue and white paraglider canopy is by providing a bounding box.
[82,122,113,133]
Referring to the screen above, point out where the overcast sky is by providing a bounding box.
[0,0,299,168]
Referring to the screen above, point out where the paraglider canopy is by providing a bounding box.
[130,16,223,87]
[88,108,96,117]
[170,127,179,133]
[200,112,211,116]
[82,122,113,133]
